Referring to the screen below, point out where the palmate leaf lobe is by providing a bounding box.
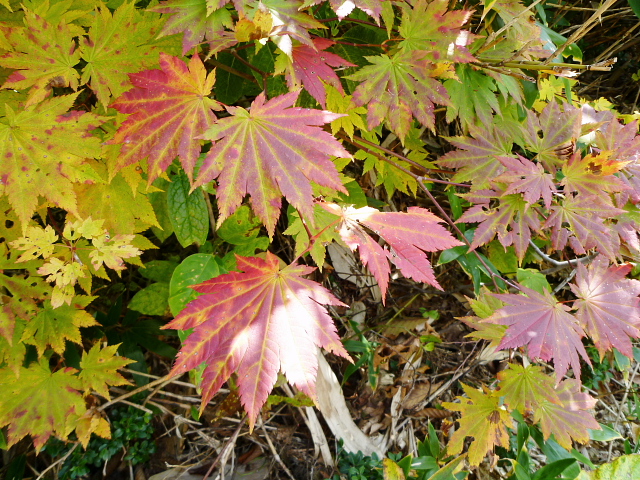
[488,286,591,383]
[570,255,640,358]
[497,363,560,414]
[320,203,463,302]
[108,53,221,184]
[78,343,133,400]
[347,51,450,141]
[0,359,86,451]
[196,90,350,235]
[0,93,106,229]
[163,252,350,428]
[442,384,513,466]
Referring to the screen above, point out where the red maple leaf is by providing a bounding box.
[286,38,355,108]
[570,255,640,358]
[320,203,463,302]
[195,91,350,235]
[489,287,591,383]
[108,53,221,184]
[163,252,350,427]
[494,155,556,208]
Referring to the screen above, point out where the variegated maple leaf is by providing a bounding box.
[108,53,221,184]
[195,90,350,235]
[570,255,640,358]
[163,252,350,428]
[320,203,463,302]
[302,0,386,20]
[279,37,355,108]
[488,286,591,383]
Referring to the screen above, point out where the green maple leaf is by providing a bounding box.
[108,53,221,184]
[534,379,599,449]
[301,0,385,21]
[21,298,98,356]
[561,152,627,197]
[0,93,106,228]
[497,363,560,414]
[0,9,81,106]
[348,51,449,141]
[79,2,166,106]
[79,343,133,400]
[0,358,86,451]
[325,84,367,140]
[398,0,474,63]
[442,383,513,466]
[74,171,160,235]
[196,90,350,236]
[9,225,58,261]
[151,0,234,55]
[445,65,500,128]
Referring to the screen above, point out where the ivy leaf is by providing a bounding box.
[497,363,560,414]
[79,2,163,106]
[534,379,599,449]
[489,287,591,383]
[0,9,80,106]
[0,359,86,451]
[347,51,449,141]
[570,255,640,358]
[151,0,234,55]
[163,252,350,428]
[21,299,97,356]
[279,37,355,108]
[320,203,463,302]
[0,93,106,228]
[109,53,221,184]
[398,0,474,63]
[436,125,513,189]
[442,384,513,466]
[196,90,350,235]
[78,343,133,400]
[494,155,556,209]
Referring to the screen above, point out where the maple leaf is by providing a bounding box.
[489,287,591,383]
[196,90,350,235]
[21,298,98,356]
[561,152,628,197]
[442,384,513,466]
[75,408,110,449]
[457,189,541,260]
[534,379,599,449]
[163,252,350,428]
[302,0,385,20]
[0,93,106,228]
[79,2,165,106]
[436,125,513,189]
[0,359,86,451]
[544,194,623,260]
[494,155,556,208]
[78,343,133,400]
[523,102,581,170]
[460,316,507,349]
[325,84,367,140]
[0,9,80,106]
[108,53,221,184]
[497,363,560,414]
[89,234,141,272]
[151,0,234,55]
[347,51,450,141]
[278,37,355,108]
[570,255,640,358]
[320,203,463,302]
[398,0,474,63]
[9,225,58,262]
[256,0,323,56]
[444,65,500,128]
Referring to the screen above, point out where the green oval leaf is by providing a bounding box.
[168,253,224,317]
[167,171,209,248]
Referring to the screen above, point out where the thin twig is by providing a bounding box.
[202,416,247,480]
[528,241,596,270]
[98,375,172,412]
[259,417,297,480]
[36,442,80,480]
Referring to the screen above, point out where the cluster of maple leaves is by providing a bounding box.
[0,0,640,469]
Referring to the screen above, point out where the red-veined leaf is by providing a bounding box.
[495,155,556,208]
[163,252,350,428]
[570,255,640,358]
[196,90,350,235]
[108,53,221,184]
